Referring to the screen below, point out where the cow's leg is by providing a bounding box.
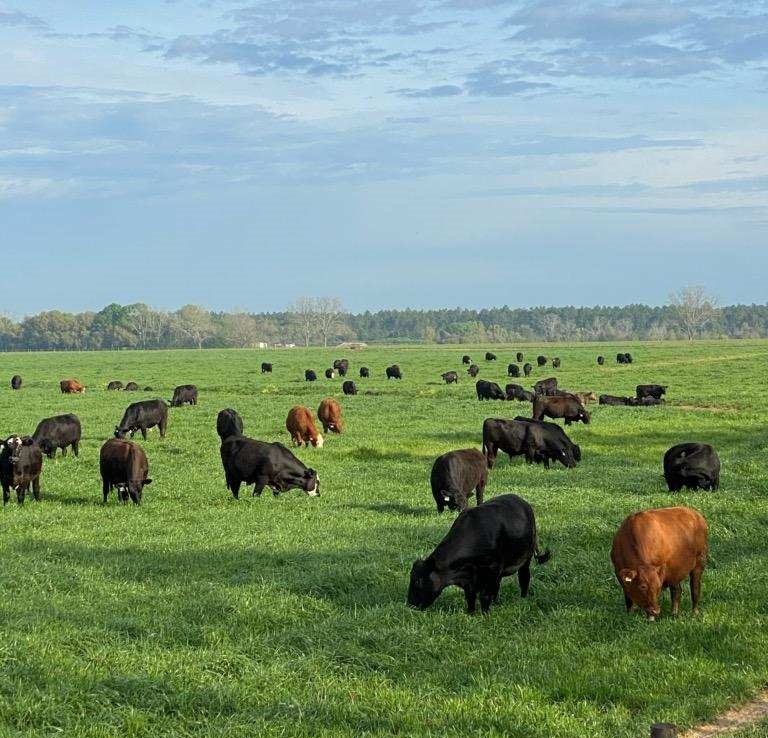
[159,420,166,439]
[518,559,532,598]
[455,491,468,512]
[475,478,485,506]
[478,566,503,612]
[252,478,268,497]
[624,591,635,613]
[32,476,41,502]
[670,583,682,616]
[73,440,79,457]
[140,427,148,440]
[464,585,477,614]
[2,483,9,506]
[17,484,25,505]
[229,478,242,499]
[61,446,67,457]
[103,480,110,504]
[690,568,703,615]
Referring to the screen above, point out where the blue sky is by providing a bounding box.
[0,0,766,315]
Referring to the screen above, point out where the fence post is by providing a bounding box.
[651,724,677,738]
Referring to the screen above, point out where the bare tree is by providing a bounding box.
[287,297,317,347]
[174,304,215,349]
[315,297,344,347]
[669,285,718,340]
[222,311,261,348]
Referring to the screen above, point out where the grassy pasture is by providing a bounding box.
[0,341,767,738]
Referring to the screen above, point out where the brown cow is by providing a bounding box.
[286,406,324,448]
[574,391,597,405]
[60,379,85,394]
[611,506,708,620]
[532,395,590,425]
[318,398,344,434]
[99,438,152,505]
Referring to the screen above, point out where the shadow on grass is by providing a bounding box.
[346,502,434,518]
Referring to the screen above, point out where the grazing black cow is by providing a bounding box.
[359,366,369,378]
[636,384,667,400]
[343,380,357,395]
[170,384,198,407]
[441,371,458,385]
[599,394,633,406]
[124,382,139,391]
[516,352,524,363]
[507,363,520,378]
[143,386,153,392]
[625,352,633,364]
[505,384,535,402]
[32,414,81,458]
[408,494,550,614]
[386,365,402,380]
[107,381,124,391]
[482,418,533,468]
[476,380,505,400]
[217,408,244,442]
[485,352,497,361]
[467,364,480,378]
[220,436,319,498]
[10,375,22,390]
[533,377,558,396]
[325,368,336,379]
[261,362,273,374]
[616,352,633,365]
[664,443,720,492]
[513,417,581,468]
[99,438,151,505]
[523,363,533,377]
[483,417,579,469]
[536,355,547,367]
[115,399,168,440]
[430,449,487,512]
[334,359,350,377]
[552,357,561,369]
[533,395,590,425]
[462,355,472,365]
[0,436,43,505]
[305,370,318,382]
[597,356,605,366]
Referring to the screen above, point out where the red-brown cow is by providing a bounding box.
[60,379,85,394]
[286,406,324,448]
[611,506,708,620]
[317,398,344,434]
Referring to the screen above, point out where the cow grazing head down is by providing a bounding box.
[407,559,442,610]
[578,408,591,424]
[312,434,324,448]
[114,426,128,439]
[619,566,663,619]
[282,468,320,497]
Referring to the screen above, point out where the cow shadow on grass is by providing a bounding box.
[346,447,428,463]
[424,430,480,445]
[345,502,434,518]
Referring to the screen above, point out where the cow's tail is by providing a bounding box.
[534,532,551,565]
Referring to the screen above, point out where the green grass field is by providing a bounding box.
[1,341,767,738]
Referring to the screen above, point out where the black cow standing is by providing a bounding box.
[343,381,358,395]
[0,436,43,505]
[441,371,458,384]
[485,352,497,361]
[408,494,550,614]
[430,449,487,513]
[636,384,667,400]
[32,414,81,458]
[664,443,720,491]
[100,438,152,505]
[552,357,561,369]
[536,355,547,367]
[325,368,336,379]
[467,364,480,378]
[115,400,168,440]
[305,370,318,382]
[170,384,198,407]
[10,375,22,390]
[334,359,350,377]
[476,380,505,400]
[507,364,520,378]
[386,365,402,380]
[523,363,533,377]
[261,362,273,374]
[359,367,369,378]
[217,408,244,442]
[516,352,524,363]
[597,356,605,366]
[462,355,472,365]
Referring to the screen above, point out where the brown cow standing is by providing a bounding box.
[317,398,344,434]
[286,406,324,448]
[100,438,152,505]
[611,506,708,620]
[60,379,85,394]
[532,395,590,425]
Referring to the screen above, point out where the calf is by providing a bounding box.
[462,355,472,365]
[107,380,124,391]
[611,506,707,619]
[507,363,520,378]
[220,436,319,498]
[342,380,357,396]
[467,364,480,378]
[430,449,487,512]
[359,366,370,378]
[523,363,532,377]
[10,375,22,390]
[441,371,458,385]
[217,408,244,442]
[32,414,81,458]
[60,379,85,394]
[124,382,139,392]
[115,399,168,440]
[386,364,402,380]
[637,384,667,400]
[664,443,720,491]
[533,377,558,396]
[325,368,336,379]
[0,436,43,505]
[408,494,550,614]
[261,362,273,373]
[485,352,497,361]
[305,369,318,382]
[476,380,505,400]
[99,438,152,505]
[533,395,590,425]
[505,384,535,402]
[170,384,198,407]
[318,398,344,434]
[286,406,323,447]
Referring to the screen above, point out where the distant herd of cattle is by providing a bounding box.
[1,350,721,620]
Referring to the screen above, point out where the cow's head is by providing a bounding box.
[1,435,33,464]
[407,559,442,610]
[301,469,319,496]
[312,433,324,448]
[114,426,129,439]
[619,565,663,619]
[579,408,591,424]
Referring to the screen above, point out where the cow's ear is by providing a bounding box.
[143,478,153,486]
[619,568,636,583]
[22,437,34,446]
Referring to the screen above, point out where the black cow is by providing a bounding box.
[261,362,273,374]
[513,417,581,468]
[664,443,720,492]
[333,359,350,377]
[10,375,22,390]
[536,355,547,367]
[485,352,497,361]
[467,364,480,378]
[430,449,487,513]
[407,494,550,614]
[217,408,244,442]
[599,394,633,405]
[305,370,318,382]
[170,384,198,407]
[0,436,43,505]
[441,371,458,385]
[629,396,665,406]
[386,365,402,380]
[523,363,533,377]
[325,368,336,379]
[533,377,558,396]
[462,355,472,365]
[115,399,168,440]
[476,380,505,400]
[597,356,605,366]
[533,395,590,426]
[482,418,533,468]
[359,366,370,378]
[625,352,633,364]
[343,380,358,395]
[552,357,561,369]
[100,438,152,505]
[636,384,667,400]
[220,436,319,498]
[505,384,535,402]
[616,353,633,365]
[124,382,139,391]
[507,364,520,378]
[143,386,153,392]
[32,414,81,458]
[107,380,124,391]
[516,352,524,363]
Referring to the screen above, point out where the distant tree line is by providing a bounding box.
[0,295,765,351]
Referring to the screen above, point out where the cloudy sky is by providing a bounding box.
[1,0,766,314]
